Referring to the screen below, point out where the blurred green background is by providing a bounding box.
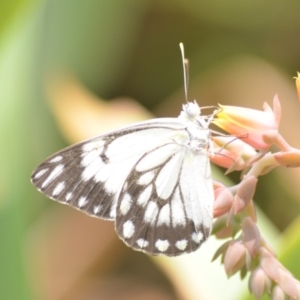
[1,1,300,299]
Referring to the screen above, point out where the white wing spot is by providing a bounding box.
[192,232,204,244]
[123,220,135,238]
[66,192,72,202]
[42,164,64,188]
[34,168,48,179]
[49,155,63,163]
[144,201,159,225]
[82,140,105,152]
[137,185,153,206]
[81,157,103,181]
[137,171,155,186]
[155,239,170,252]
[81,148,103,167]
[120,194,132,215]
[52,181,65,196]
[175,239,188,251]
[157,204,170,226]
[78,197,87,208]
[109,200,117,219]
[136,238,149,248]
[93,205,102,214]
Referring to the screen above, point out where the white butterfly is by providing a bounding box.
[31,44,216,256]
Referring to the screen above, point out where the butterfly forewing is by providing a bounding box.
[31,137,118,219]
[31,120,189,220]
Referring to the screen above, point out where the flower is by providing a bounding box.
[260,247,281,282]
[213,95,281,150]
[274,148,300,167]
[259,247,299,299]
[242,217,261,257]
[210,136,257,172]
[232,176,258,215]
[277,268,298,299]
[224,240,246,277]
[213,185,234,218]
[272,286,285,300]
[249,268,270,299]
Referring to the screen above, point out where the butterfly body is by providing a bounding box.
[31,102,214,256]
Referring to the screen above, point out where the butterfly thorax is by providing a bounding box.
[186,125,210,152]
[177,101,211,152]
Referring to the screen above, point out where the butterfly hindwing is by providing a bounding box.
[115,140,214,256]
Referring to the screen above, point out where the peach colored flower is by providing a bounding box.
[212,180,226,190]
[274,148,300,167]
[213,186,234,218]
[213,95,281,150]
[210,136,257,171]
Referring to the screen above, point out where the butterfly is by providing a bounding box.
[31,44,216,256]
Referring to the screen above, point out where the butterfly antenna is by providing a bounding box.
[179,43,189,103]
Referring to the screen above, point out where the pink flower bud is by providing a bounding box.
[242,217,261,257]
[232,176,257,214]
[277,268,298,299]
[272,286,285,300]
[274,149,300,167]
[224,240,246,277]
[214,187,234,217]
[213,95,281,150]
[260,248,280,282]
[249,268,269,299]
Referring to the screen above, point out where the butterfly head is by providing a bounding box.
[179,101,201,121]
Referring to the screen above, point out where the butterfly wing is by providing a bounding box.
[115,140,214,256]
[31,117,214,256]
[31,119,189,220]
